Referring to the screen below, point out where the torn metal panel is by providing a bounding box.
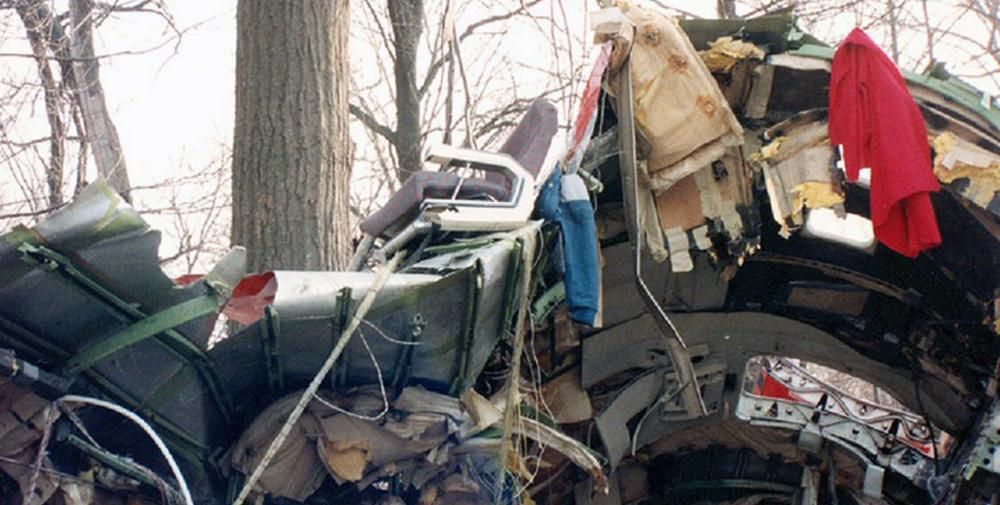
[592,213,658,323]
[677,13,817,53]
[597,241,732,329]
[756,119,844,236]
[754,359,949,458]
[0,184,550,504]
[584,312,968,434]
[744,64,775,119]
[581,315,670,389]
[4,11,1000,505]
[541,366,593,424]
[0,181,238,456]
[223,270,439,324]
[212,224,538,426]
[661,255,731,312]
[735,391,934,483]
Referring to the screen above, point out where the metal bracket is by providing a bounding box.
[863,464,886,498]
[800,467,820,505]
[531,281,566,324]
[596,353,724,468]
[390,313,425,390]
[450,261,484,395]
[959,397,1000,488]
[261,306,284,394]
[797,421,823,454]
[333,287,354,387]
[63,294,222,375]
[736,393,933,483]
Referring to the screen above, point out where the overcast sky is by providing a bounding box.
[96,1,237,189]
[38,1,1000,196]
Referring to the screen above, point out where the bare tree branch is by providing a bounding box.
[418,0,543,99]
[349,102,397,144]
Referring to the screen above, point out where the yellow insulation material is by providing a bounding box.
[932,132,1000,208]
[700,36,766,73]
[758,137,785,160]
[791,181,845,215]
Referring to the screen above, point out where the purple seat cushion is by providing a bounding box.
[360,171,508,238]
[360,98,558,238]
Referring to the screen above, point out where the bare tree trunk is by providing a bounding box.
[443,3,455,146]
[15,2,64,207]
[717,0,737,19]
[919,0,935,64]
[886,0,901,63]
[69,0,131,201]
[231,0,352,273]
[389,0,424,182]
[349,1,545,186]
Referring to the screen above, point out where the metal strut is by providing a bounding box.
[615,57,708,419]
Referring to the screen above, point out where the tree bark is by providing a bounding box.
[388,0,424,182]
[231,0,352,273]
[69,0,131,201]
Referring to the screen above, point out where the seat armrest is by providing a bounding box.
[420,144,536,232]
[424,144,532,185]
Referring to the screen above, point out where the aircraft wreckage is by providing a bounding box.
[2,5,1000,505]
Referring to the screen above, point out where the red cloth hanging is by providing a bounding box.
[828,28,941,258]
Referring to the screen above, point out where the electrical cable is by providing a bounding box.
[58,395,194,505]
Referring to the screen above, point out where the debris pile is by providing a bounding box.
[2,3,1000,505]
